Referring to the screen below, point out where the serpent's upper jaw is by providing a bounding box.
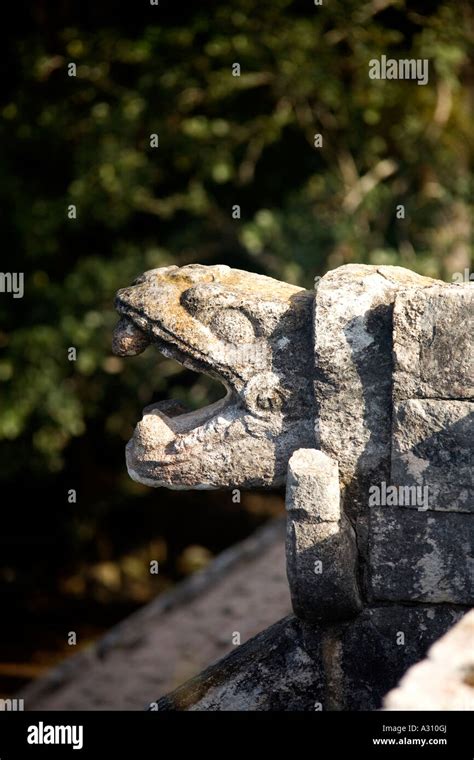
[113,264,315,489]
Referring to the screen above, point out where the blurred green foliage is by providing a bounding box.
[0,0,472,479]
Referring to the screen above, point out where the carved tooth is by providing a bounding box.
[133,410,175,449]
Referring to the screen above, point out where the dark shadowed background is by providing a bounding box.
[0,0,472,695]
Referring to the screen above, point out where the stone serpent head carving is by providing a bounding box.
[113,264,315,489]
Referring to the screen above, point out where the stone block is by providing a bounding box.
[391,399,473,512]
[393,284,474,401]
[286,448,361,621]
[368,507,474,603]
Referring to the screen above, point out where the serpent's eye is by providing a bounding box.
[209,309,256,344]
[180,285,257,342]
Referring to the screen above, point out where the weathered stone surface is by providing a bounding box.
[368,507,474,603]
[391,399,474,512]
[286,448,361,621]
[287,519,361,622]
[384,610,474,711]
[338,606,465,711]
[393,284,474,402]
[113,264,315,489]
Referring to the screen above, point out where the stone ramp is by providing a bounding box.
[18,518,289,711]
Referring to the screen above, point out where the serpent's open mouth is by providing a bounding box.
[114,308,236,421]
[112,310,243,485]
